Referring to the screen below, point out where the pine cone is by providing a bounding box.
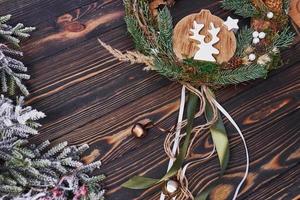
[254,40,268,55]
[251,18,279,31]
[263,0,283,13]
[222,57,244,69]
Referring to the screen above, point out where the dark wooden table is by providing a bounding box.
[1,0,299,199]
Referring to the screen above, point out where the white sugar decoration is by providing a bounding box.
[267,12,274,19]
[252,31,259,38]
[258,32,266,39]
[190,21,220,62]
[223,16,239,32]
[253,38,260,44]
[249,53,256,61]
[252,31,266,44]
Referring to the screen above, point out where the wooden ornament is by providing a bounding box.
[190,21,220,62]
[223,16,239,32]
[173,10,237,64]
[289,0,300,28]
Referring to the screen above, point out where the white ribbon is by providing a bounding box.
[160,86,186,200]
[160,86,249,200]
[209,96,249,200]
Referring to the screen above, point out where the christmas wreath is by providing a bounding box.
[99,0,296,199]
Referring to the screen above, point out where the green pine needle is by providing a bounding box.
[222,0,258,17]
[157,7,173,55]
[236,26,253,56]
[272,26,295,50]
[124,16,152,55]
[215,64,268,85]
[183,59,219,74]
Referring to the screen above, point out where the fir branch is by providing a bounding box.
[222,0,258,18]
[215,64,268,85]
[236,26,253,56]
[0,136,106,198]
[283,0,290,13]
[0,15,35,47]
[0,44,30,95]
[125,16,152,55]
[157,7,173,55]
[271,26,295,50]
[0,95,45,139]
[153,58,182,80]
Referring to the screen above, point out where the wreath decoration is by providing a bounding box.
[99,0,296,199]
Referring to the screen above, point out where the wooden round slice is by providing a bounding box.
[173,9,237,64]
[289,0,300,28]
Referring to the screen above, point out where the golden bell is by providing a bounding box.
[162,180,180,197]
[131,123,146,138]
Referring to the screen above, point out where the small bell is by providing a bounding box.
[131,123,146,138]
[131,119,153,138]
[162,180,180,197]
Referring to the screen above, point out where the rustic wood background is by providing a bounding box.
[1,0,299,199]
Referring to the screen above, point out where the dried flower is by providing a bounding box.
[257,54,272,65]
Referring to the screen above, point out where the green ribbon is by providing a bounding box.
[122,92,199,189]
[205,92,229,173]
[123,90,230,200]
[195,90,229,200]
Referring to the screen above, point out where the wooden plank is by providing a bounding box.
[0,0,298,199]
[21,0,125,63]
[0,0,102,25]
[100,89,299,199]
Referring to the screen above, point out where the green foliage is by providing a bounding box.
[183,59,219,74]
[215,64,268,85]
[236,26,253,56]
[125,16,152,55]
[267,53,282,70]
[283,0,290,12]
[271,26,295,50]
[157,7,174,55]
[222,0,258,17]
[153,58,182,80]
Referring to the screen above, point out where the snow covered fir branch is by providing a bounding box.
[0,14,35,96]
[0,15,105,200]
[0,95,45,139]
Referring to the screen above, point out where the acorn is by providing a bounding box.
[162,180,180,197]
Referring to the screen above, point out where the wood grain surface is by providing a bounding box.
[1,0,299,199]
